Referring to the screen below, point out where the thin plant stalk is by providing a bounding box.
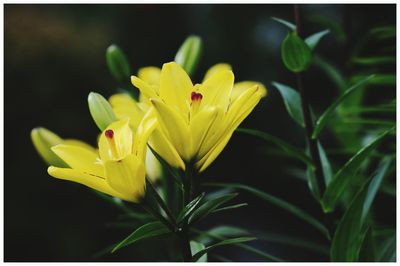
[294,4,326,196]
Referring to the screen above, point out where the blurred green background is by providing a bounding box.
[5,4,395,262]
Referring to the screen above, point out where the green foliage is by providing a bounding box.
[236,128,313,166]
[205,183,330,239]
[271,17,296,30]
[321,126,394,212]
[176,193,204,224]
[312,75,375,139]
[330,157,391,261]
[112,221,170,252]
[188,193,238,225]
[281,31,312,72]
[191,237,256,262]
[190,241,207,262]
[193,227,283,261]
[106,44,132,82]
[271,81,305,127]
[305,29,330,50]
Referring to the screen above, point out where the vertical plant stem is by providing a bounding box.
[293,4,326,196]
[179,163,195,261]
[146,178,177,226]
[184,164,194,205]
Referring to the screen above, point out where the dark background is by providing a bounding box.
[5,4,396,262]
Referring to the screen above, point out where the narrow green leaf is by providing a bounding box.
[330,157,391,261]
[271,81,305,127]
[176,193,205,223]
[106,44,131,82]
[352,56,395,66]
[271,17,296,30]
[358,227,376,262]
[190,241,207,262]
[312,75,375,139]
[305,29,330,50]
[191,237,256,262]
[194,225,250,246]
[281,31,312,72]
[254,230,329,255]
[313,55,346,91]
[318,142,333,185]
[321,128,394,212]
[204,183,330,239]
[188,193,238,225]
[192,228,282,262]
[368,25,395,40]
[350,74,395,86]
[212,203,248,213]
[376,235,396,262]
[111,221,169,252]
[237,128,314,167]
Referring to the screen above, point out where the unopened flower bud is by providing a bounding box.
[88,92,117,131]
[174,35,203,76]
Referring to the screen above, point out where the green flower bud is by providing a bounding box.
[106,44,131,82]
[281,31,312,73]
[31,127,68,167]
[88,92,117,131]
[175,35,203,76]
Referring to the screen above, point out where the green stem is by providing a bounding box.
[179,163,195,261]
[140,200,176,233]
[184,165,194,205]
[294,4,326,196]
[146,178,177,226]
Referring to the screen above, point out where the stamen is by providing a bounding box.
[105,129,114,139]
[104,129,118,158]
[191,91,203,101]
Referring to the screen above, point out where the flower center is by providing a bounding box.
[104,129,119,158]
[191,91,203,102]
[105,129,114,139]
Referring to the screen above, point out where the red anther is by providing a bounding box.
[105,129,114,139]
[191,91,203,101]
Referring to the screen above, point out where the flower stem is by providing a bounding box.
[145,178,177,226]
[183,165,194,206]
[294,4,326,197]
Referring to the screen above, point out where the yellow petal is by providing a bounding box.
[200,70,234,110]
[132,108,157,162]
[159,62,193,113]
[131,76,159,100]
[151,98,192,161]
[226,85,263,130]
[145,147,162,182]
[232,81,267,102]
[203,63,232,82]
[104,154,146,203]
[48,166,128,201]
[149,127,186,170]
[98,119,132,161]
[189,106,222,157]
[51,144,103,177]
[197,86,263,169]
[62,139,97,153]
[109,93,144,130]
[138,67,161,87]
[196,130,233,172]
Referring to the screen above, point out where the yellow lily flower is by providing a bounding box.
[47,114,156,203]
[111,62,267,172]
